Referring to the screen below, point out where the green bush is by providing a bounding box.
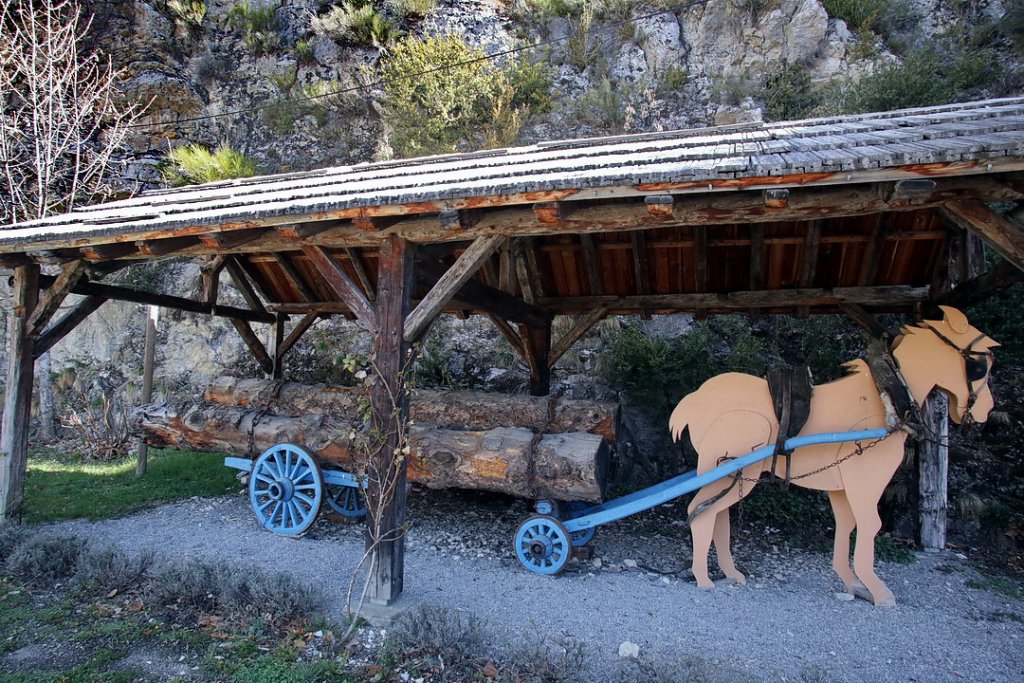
[821,0,918,41]
[311,1,398,47]
[293,38,315,65]
[227,0,281,55]
[762,63,820,121]
[166,0,207,36]
[161,144,260,187]
[1005,0,1024,54]
[390,0,437,18]
[836,48,954,114]
[380,35,551,157]
[6,534,86,586]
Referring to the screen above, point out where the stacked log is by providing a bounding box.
[134,378,618,502]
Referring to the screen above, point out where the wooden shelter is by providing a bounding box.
[3,97,1024,604]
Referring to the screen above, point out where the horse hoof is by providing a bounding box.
[722,574,747,586]
[874,596,897,608]
[847,582,873,603]
[696,580,715,590]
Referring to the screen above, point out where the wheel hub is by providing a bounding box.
[529,539,550,559]
[267,479,294,502]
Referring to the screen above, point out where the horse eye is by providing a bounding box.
[966,357,988,382]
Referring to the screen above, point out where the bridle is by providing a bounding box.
[921,322,994,422]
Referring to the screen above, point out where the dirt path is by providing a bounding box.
[49,489,1024,682]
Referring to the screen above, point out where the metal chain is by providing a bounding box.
[247,380,285,458]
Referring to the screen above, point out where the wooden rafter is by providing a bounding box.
[34,273,272,323]
[858,216,888,286]
[631,231,649,296]
[416,257,551,328]
[940,200,1024,272]
[537,286,929,313]
[404,235,503,343]
[201,255,226,306]
[937,259,1024,310]
[796,219,823,318]
[28,260,87,337]
[225,257,268,313]
[273,253,316,302]
[549,306,610,369]
[302,245,378,333]
[344,248,375,302]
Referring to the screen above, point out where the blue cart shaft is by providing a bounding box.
[562,428,889,534]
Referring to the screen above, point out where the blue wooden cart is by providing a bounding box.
[225,428,888,573]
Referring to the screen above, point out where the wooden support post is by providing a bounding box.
[519,321,552,396]
[485,313,525,356]
[1,264,40,522]
[918,391,949,551]
[367,236,414,605]
[201,256,226,307]
[268,312,286,380]
[796,219,822,319]
[136,305,159,477]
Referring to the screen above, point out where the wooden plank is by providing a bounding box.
[485,313,525,356]
[749,225,765,290]
[632,231,649,296]
[918,391,949,550]
[34,295,107,358]
[201,256,226,307]
[302,245,378,333]
[34,274,274,323]
[579,234,603,295]
[857,217,887,286]
[533,202,563,224]
[136,236,202,256]
[344,248,376,302]
[278,312,320,359]
[229,318,274,376]
[549,306,610,369]
[404,235,503,343]
[274,253,316,302]
[940,200,1024,272]
[935,259,1024,309]
[694,226,708,318]
[513,239,537,304]
[645,194,675,218]
[498,241,515,294]
[268,312,286,379]
[28,260,87,336]
[796,219,823,318]
[536,285,929,312]
[367,236,414,605]
[519,321,552,396]
[136,305,159,476]
[0,264,39,521]
[225,257,268,314]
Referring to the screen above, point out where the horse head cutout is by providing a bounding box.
[669,307,996,607]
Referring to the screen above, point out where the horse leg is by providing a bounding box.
[712,509,745,585]
[690,510,716,589]
[845,487,896,607]
[827,490,858,591]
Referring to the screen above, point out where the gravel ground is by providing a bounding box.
[50,488,1024,683]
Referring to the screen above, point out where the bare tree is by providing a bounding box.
[0,0,144,438]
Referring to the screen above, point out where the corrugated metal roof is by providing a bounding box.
[2,97,1024,250]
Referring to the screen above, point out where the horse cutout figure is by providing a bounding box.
[669,306,998,606]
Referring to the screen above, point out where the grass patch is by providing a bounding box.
[966,575,1024,600]
[23,449,237,523]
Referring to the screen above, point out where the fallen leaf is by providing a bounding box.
[126,600,144,613]
[106,589,118,598]
[293,638,306,649]
[481,661,498,678]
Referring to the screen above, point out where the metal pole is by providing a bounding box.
[135,305,158,477]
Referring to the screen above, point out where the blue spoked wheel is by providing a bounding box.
[565,501,596,547]
[248,444,324,536]
[326,485,367,519]
[514,515,572,575]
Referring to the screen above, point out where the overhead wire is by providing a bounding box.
[127,0,714,130]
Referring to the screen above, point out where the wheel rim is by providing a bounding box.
[326,485,367,518]
[514,515,571,575]
[249,443,323,536]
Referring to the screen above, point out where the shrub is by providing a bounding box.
[0,524,25,560]
[6,534,86,585]
[762,63,819,121]
[503,634,587,682]
[311,1,397,47]
[148,559,224,613]
[161,144,260,187]
[166,0,207,36]
[293,38,315,65]
[574,77,630,132]
[227,0,281,55]
[380,35,551,156]
[389,604,484,671]
[74,547,154,595]
[821,0,918,42]
[390,0,437,18]
[838,48,954,114]
[1005,0,1024,55]
[613,652,759,683]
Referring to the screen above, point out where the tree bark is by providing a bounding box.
[132,403,609,502]
[203,376,619,443]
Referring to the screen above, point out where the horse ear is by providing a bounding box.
[938,306,970,334]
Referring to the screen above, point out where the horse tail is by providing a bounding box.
[669,390,700,443]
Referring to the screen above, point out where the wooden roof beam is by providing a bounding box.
[645,194,674,218]
[224,257,268,314]
[533,201,565,224]
[32,274,274,323]
[405,235,504,343]
[939,200,1024,272]
[302,245,378,333]
[344,248,375,302]
[936,259,1024,310]
[80,242,140,261]
[579,234,602,296]
[537,285,929,313]
[275,222,342,241]
[136,236,202,257]
[197,228,272,250]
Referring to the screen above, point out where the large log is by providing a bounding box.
[203,376,619,443]
[134,403,609,501]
